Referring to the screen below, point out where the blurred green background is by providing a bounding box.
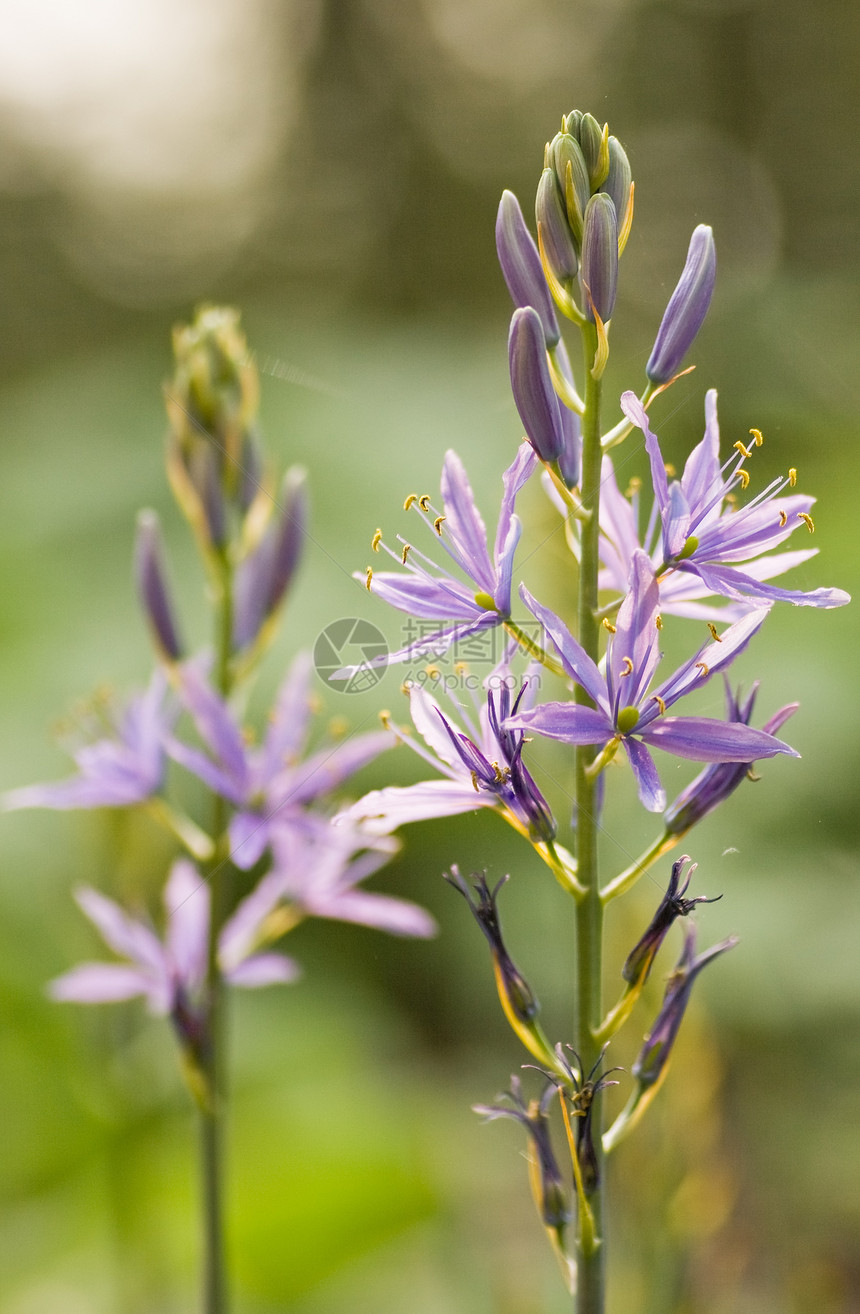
[0,0,858,1310]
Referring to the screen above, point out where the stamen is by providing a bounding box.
[379,709,391,729]
[403,494,418,510]
[696,661,709,677]
[454,662,469,676]
[365,566,373,590]
[470,770,480,794]
[434,515,446,535]
[625,476,642,497]
[419,494,432,512]
[707,623,722,643]
[620,656,634,677]
[779,510,787,526]
[798,511,814,533]
[746,767,761,782]
[725,493,737,507]
[788,468,797,486]
[401,543,412,564]
[602,618,616,634]
[371,528,382,552]
[664,462,676,477]
[651,695,666,714]
[733,440,752,459]
[655,614,663,630]
[749,427,764,446]
[424,665,440,680]
[328,717,348,738]
[737,468,750,490]
[400,682,412,696]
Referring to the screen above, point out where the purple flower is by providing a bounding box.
[506,554,798,812]
[232,467,308,652]
[356,445,536,669]
[50,858,299,1017]
[619,391,850,610]
[664,681,799,835]
[4,671,176,812]
[646,225,716,384]
[259,824,437,938]
[166,653,392,870]
[622,856,721,987]
[632,925,737,1090]
[335,658,554,841]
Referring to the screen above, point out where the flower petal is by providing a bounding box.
[642,716,799,762]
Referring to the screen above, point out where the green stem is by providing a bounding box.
[600,832,679,904]
[573,321,606,1313]
[199,549,235,1314]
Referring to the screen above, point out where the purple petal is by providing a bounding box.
[226,953,301,988]
[621,392,668,516]
[366,571,483,622]
[166,738,244,804]
[518,584,607,708]
[692,562,849,610]
[439,451,495,594]
[508,308,565,463]
[622,737,665,812]
[258,652,314,785]
[228,810,272,871]
[609,552,661,710]
[641,716,799,762]
[164,860,209,992]
[507,702,612,745]
[176,665,250,795]
[651,607,769,714]
[75,888,165,976]
[580,193,618,322]
[273,731,393,808]
[334,780,497,834]
[303,889,437,938]
[49,963,154,1005]
[407,686,462,767]
[680,389,721,514]
[646,225,716,384]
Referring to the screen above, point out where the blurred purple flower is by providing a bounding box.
[4,671,176,812]
[506,554,798,812]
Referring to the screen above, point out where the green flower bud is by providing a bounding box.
[577,113,610,190]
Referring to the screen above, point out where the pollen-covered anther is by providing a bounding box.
[419,494,432,512]
[401,543,412,564]
[454,661,469,676]
[433,515,446,535]
[779,510,788,526]
[424,665,440,680]
[664,462,676,477]
[788,468,797,486]
[737,468,750,490]
[655,614,663,630]
[470,770,480,794]
[696,661,709,677]
[403,493,418,511]
[602,618,616,633]
[620,656,634,677]
[379,709,392,729]
[749,427,764,446]
[651,694,666,715]
[625,476,642,497]
[733,440,753,460]
[365,566,373,590]
[746,767,761,782]
[707,623,722,643]
[798,512,815,533]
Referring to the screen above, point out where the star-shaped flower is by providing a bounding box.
[506,553,798,812]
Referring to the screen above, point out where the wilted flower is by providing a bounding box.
[622,856,720,987]
[474,1075,571,1230]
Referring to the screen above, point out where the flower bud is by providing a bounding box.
[551,132,590,248]
[508,307,566,462]
[580,193,618,322]
[232,467,308,652]
[495,190,560,347]
[134,510,184,661]
[646,224,716,383]
[601,136,632,243]
[535,167,578,289]
[577,113,609,190]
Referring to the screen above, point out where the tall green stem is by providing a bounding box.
[573,323,606,1313]
[199,550,235,1314]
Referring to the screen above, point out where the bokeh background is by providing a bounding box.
[0,1,858,1311]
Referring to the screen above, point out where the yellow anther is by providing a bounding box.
[651,695,666,715]
[365,566,373,590]
[419,494,432,512]
[470,770,480,794]
[788,468,797,486]
[371,528,383,552]
[400,682,412,696]
[328,717,349,738]
[746,767,761,782]
[403,493,418,511]
[454,662,469,676]
[401,543,412,564]
[424,665,440,680]
[664,462,676,477]
[655,614,663,630]
[749,427,764,446]
[602,618,616,633]
[798,511,815,533]
[737,468,750,490]
[779,510,787,527]
[620,656,634,677]
[696,661,709,677]
[378,709,392,729]
[725,492,737,507]
[707,623,722,643]
[309,693,323,714]
[625,476,642,497]
[433,515,446,535]
[733,440,752,459]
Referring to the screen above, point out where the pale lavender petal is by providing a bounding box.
[334,780,497,834]
[651,607,769,713]
[495,189,560,347]
[646,225,716,384]
[623,737,665,812]
[75,888,165,976]
[342,614,500,675]
[258,652,315,783]
[304,889,437,938]
[366,571,482,622]
[692,562,849,609]
[736,549,818,581]
[439,451,495,593]
[166,738,244,804]
[598,456,640,592]
[680,389,721,513]
[219,868,287,966]
[49,963,154,1005]
[518,584,607,708]
[226,953,301,987]
[621,392,668,515]
[408,686,462,767]
[508,307,565,463]
[273,731,393,807]
[694,493,814,560]
[493,513,522,616]
[642,716,798,762]
[228,809,272,871]
[609,552,661,710]
[176,665,250,796]
[664,482,691,560]
[164,860,209,992]
[507,702,612,745]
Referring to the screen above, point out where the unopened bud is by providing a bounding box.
[646,225,716,384]
[508,307,566,463]
[535,167,578,288]
[551,132,590,248]
[580,193,618,322]
[601,136,632,243]
[134,511,184,661]
[577,113,610,190]
[495,190,560,347]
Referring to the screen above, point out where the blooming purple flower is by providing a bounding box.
[50,858,299,1016]
[663,681,799,835]
[618,391,850,610]
[355,445,537,669]
[335,658,555,842]
[506,554,799,812]
[646,225,716,384]
[166,652,392,870]
[3,671,176,812]
[632,924,738,1090]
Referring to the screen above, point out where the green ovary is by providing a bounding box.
[616,705,640,734]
